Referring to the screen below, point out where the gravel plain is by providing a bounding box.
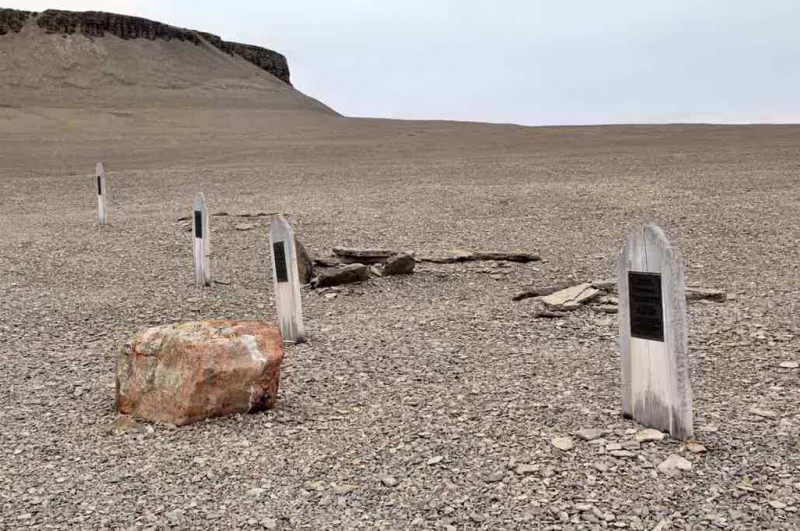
[0,115,798,530]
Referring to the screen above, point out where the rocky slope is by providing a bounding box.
[0,8,291,84]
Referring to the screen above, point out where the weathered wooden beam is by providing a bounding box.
[617,224,693,440]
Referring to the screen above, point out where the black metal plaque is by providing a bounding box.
[194,210,203,239]
[628,271,664,342]
[273,241,289,283]
[97,175,102,196]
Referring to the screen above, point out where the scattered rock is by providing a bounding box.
[606,443,622,451]
[652,519,670,531]
[246,487,265,497]
[621,440,641,450]
[779,361,799,369]
[332,247,397,264]
[107,415,142,435]
[769,500,787,510]
[427,456,444,466]
[235,223,256,231]
[533,306,569,319]
[313,256,340,268]
[657,454,692,477]
[551,437,575,451]
[383,253,416,275]
[591,278,617,291]
[484,471,504,483]
[116,320,283,426]
[381,476,399,487]
[333,484,358,495]
[749,408,778,419]
[541,283,602,311]
[313,264,370,288]
[576,428,604,441]
[595,304,619,314]
[512,283,573,302]
[610,450,636,458]
[685,440,707,453]
[635,429,666,443]
[514,464,540,475]
[685,287,726,302]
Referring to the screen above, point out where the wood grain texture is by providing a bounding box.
[192,194,211,287]
[617,224,693,440]
[96,162,107,226]
[269,214,305,343]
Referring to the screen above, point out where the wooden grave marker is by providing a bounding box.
[96,162,107,225]
[192,194,212,286]
[616,224,693,440]
[269,214,305,343]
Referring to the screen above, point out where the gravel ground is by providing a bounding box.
[0,118,798,530]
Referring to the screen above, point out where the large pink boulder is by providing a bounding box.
[116,320,284,426]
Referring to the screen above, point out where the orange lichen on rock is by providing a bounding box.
[116,320,284,426]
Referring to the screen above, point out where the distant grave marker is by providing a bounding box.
[269,214,305,343]
[192,194,212,286]
[96,163,107,225]
[616,224,693,440]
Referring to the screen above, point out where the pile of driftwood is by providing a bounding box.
[306,247,541,288]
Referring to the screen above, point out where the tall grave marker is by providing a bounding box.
[269,214,305,343]
[616,224,693,440]
[96,162,107,225]
[192,194,212,286]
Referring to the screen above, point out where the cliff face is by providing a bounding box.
[0,8,291,85]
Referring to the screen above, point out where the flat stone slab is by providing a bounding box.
[332,248,398,264]
[541,283,601,310]
[313,263,371,288]
[685,287,726,302]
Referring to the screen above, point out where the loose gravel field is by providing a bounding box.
[0,116,798,530]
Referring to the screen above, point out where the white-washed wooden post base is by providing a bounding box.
[269,214,305,343]
[616,224,693,440]
[96,162,107,225]
[192,195,212,286]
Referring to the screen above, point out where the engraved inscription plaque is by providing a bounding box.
[273,241,289,283]
[194,210,203,239]
[97,176,102,196]
[628,271,664,342]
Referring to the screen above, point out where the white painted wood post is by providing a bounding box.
[617,224,693,440]
[192,194,212,287]
[96,162,107,225]
[269,214,305,343]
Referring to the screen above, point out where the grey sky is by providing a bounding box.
[5,0,800,125]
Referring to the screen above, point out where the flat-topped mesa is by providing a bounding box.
[0,8,291,85]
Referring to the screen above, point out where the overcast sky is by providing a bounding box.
[5,0,800,125]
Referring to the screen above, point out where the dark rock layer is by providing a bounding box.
[0,8,30,35]
[0,8,291,85]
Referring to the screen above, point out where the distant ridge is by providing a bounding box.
[0,7,336,113]
[0,8,291,84]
